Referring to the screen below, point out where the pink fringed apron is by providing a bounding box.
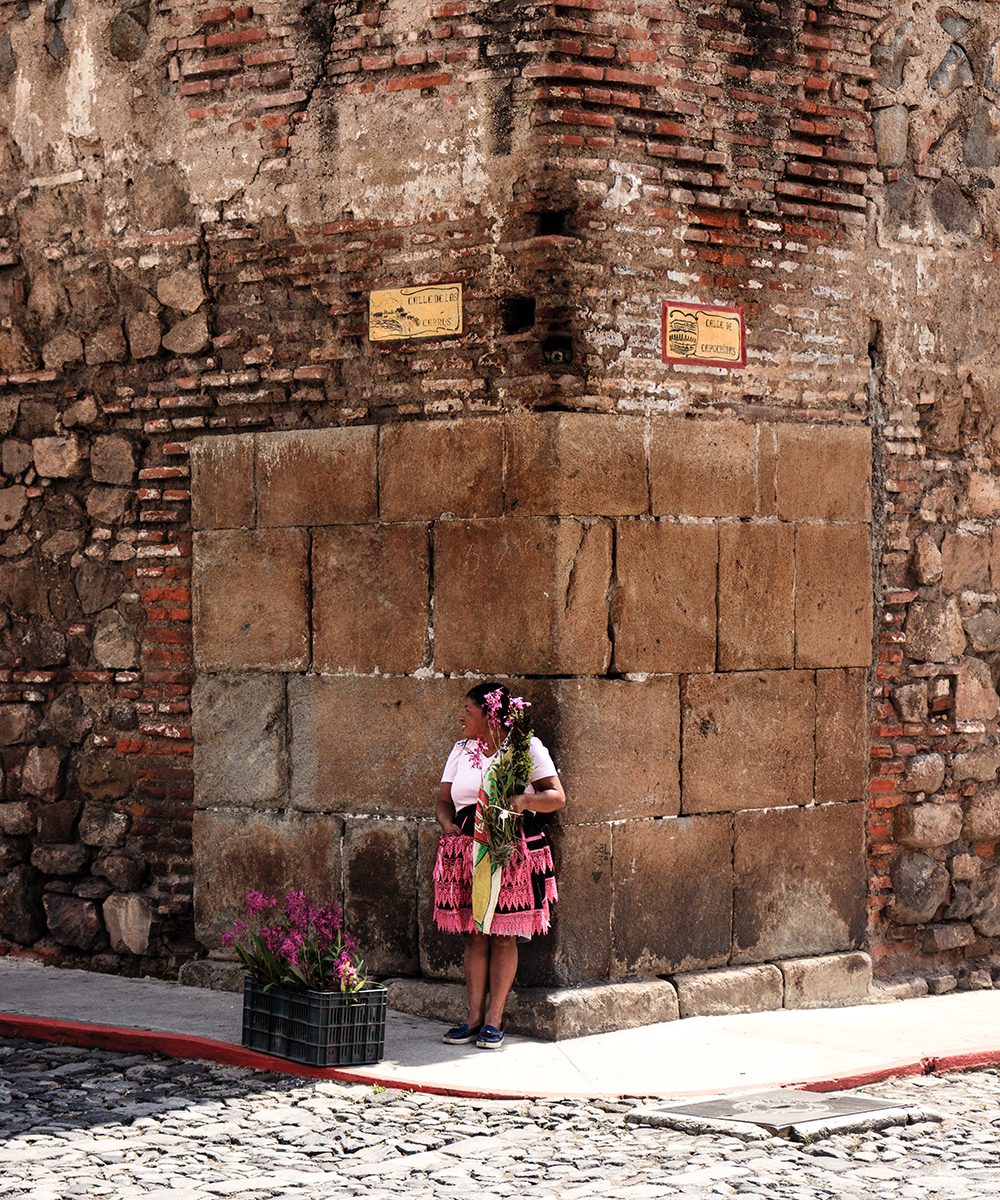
[432,803,558,939]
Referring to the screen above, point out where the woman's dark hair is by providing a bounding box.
[466,681,511,725]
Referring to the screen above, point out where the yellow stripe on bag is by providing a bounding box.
[472,845,493,931]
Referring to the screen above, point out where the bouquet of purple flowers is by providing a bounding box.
[221,888,369,994]
[468,688,534,868]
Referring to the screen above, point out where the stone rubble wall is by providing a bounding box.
[867,3,1000,992]
[0,0,997,1002]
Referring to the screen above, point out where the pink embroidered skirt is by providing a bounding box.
[432,805,558,938]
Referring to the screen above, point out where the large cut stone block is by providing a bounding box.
[775,424,872,521]
[193,809,343,947]
[312,525,429,673]
[732,803,866,963]
[344,818,419,976]
[815,668,868,804]
[682,671,815,813]
[190,435,255,530]
[192,674,286,808]
[256,427,376,527]
[794,524,872,668]
[417,821,464,981]
[718,523,794,669]
[386,976,679,1040]
[193,529,309,671]
[506,412,647,517]
[651,417,757,517]
[530,677,680,822]
[379,418,502,520]
[434,518,611,675]
[611,815,733,975]
[508,979,679,1039]
[673,964,784,1018]
[289,675,469,816]
[779,951,873,1009]
[614,522,717,673]
[519,823,612,987]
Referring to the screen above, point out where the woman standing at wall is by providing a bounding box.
[432,682,565,1050]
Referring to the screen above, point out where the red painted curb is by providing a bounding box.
[0,1012,561,1099]
[786,1058,931,1093]
[929,1049,1000,1073]
[2,1010,1000,1100]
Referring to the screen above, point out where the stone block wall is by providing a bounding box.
[190,413,871,986]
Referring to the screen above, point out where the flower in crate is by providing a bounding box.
[221,888,370,994]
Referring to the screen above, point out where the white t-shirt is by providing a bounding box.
[441,736,558,812]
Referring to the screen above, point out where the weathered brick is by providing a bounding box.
[193,529,309,670]
[288,675,469,817]
[379,418,502,520]
[506,411,647,516]
[718,522,794,669]
[256,427,376,527]
[733,804,866,963]
[775,423,871,521]
[650,416,756,517]
[794,524,872,668]
[614,521,717,673]
[312,524,429,673]
[682,671,815,814]
[611,815,733,975]
[434,518,611,675]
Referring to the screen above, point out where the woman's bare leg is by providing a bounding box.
[464,933,489,1026]
[484,937,518,1028]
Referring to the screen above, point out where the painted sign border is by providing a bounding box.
[661,300,747,369]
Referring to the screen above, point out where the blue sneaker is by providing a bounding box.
[442,1021,482,1045]
[476,1022,505,1050]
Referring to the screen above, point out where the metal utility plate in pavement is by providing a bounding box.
[626,1089,939,1142]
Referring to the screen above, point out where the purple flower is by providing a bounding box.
[232,919,248,937]
[260,925,283,953]
[510,696,530,712]
[284,889,310,933]
[221,931,235,948]
[466,737,489,770]
[244,889,276,918]
[484,689,503,718]
[280,934,303,967]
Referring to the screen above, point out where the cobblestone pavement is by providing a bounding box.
[1,1038,999,1199]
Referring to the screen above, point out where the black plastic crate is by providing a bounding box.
[241,977,387,1067]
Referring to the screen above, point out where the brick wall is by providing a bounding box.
[0,0,997,999]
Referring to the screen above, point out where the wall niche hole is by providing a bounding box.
[536,211,568,236]
[502,296,536,335]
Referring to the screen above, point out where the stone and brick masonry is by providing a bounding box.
[0,0,998,1031]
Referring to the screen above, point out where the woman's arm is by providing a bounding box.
[509,775,566,815]
[436,781,462,834]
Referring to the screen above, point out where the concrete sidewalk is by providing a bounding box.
[1,956,999,1099]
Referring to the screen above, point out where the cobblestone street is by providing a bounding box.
[1,1038,999,1199]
